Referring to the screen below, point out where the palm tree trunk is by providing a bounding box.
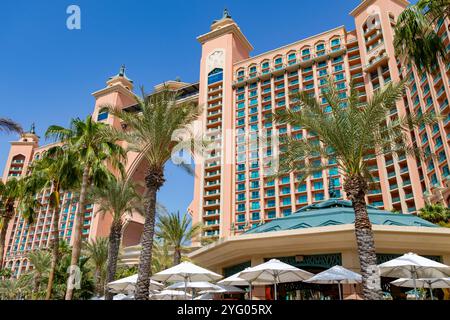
[0,212,14,270]
[105,221,122,300]
[45,198,61,300]
[344,175,382,300]
[94,267,102,296]
[65,164,90,300]
[135,169,164,300]
[32,273,39,300]
[173,247,181,266]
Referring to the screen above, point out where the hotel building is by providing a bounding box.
[2,0,450,282]
[190,0,450,242]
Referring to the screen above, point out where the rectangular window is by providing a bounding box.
[251,202,260,210]
[252,212,260,220]
[314,193,324,201]
[281,186,290,194]
[313,181,323,190]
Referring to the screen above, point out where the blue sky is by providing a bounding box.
[0,0,362,214]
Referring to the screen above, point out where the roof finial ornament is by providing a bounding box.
[223,8,231,19]
[119,64,126,77]
[30,122,36,134]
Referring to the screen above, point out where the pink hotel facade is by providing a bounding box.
[2,0,450,275]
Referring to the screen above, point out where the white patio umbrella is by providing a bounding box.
[194,292,215,300]
[239,259,314,300]
[166,281,222,298]
[304,266,362,300]
[391,277,450,300]
[218,269,269,300]
[166,281,222,291]
[207,284,245,294]
[90,293,134,300]
[152,261,222,299]
[107,274,164,294]
[378,252,450,300]
[150,289,192,300]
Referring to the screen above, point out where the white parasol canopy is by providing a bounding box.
[166,281,222,291]
[378,252,450,300]
[107,274,164,293]
[152,261,222,299]
[149,289,192,300]
[391,277,450,300]
[239,259,313,300]
[304,266,362,300]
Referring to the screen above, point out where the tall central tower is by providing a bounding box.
[192,10,253,242]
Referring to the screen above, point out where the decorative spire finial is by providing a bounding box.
[119,64,126,77]
[30,122,35,134]
[223,8,231,19]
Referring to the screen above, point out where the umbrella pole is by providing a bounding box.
[338,281,342,300]
[274,274,278,301]
[184,277,188,300]
[412,269,418,300]
[427,281,434,300]
[249,282,252,301]
[274,283,277,300]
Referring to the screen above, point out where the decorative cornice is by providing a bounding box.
[91,83,138,99]
[350,0,409,17]
[197,23,253,52]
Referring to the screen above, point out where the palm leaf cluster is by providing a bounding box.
[156,211,202,265]
[394,0,449,72]
[274,79,434,181]
[419,203,450,226]
[0,118,22,134]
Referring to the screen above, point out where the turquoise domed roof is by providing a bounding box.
[245,199,437,234]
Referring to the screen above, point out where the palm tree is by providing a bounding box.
[394,0,449,72]
[89,175,142,300]
[151,240,172,274]
[0,275,32,300]
[110,88,202,300]
[0,118,22,134]
[0,179,21,270]
[419,203,450,227]
[45,115,125,300]
[26,250,51,299]
[274,80,434,299]
[24,146,81,299]
[156,212,202,265]
[83,237,109,296]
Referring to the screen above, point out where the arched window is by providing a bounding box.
[12,154,25,164]
[208,68,223,85]
[97,108,109,121]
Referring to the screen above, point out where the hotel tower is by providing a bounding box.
[190,0,450,242]
[2,0,450,275]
